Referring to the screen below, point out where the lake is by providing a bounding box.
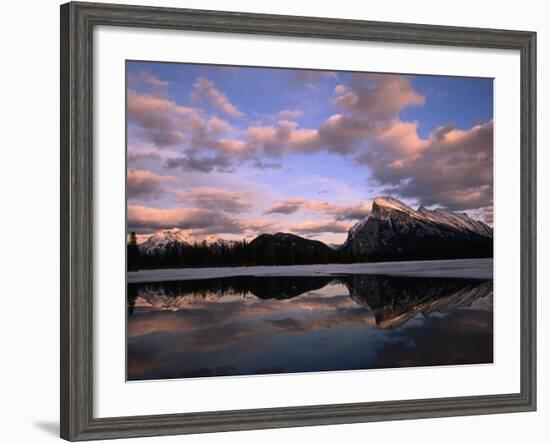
[127,266,493,381]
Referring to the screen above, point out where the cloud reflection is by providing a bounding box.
[127,274,493,380]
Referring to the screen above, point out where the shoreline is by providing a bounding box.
[127,258,493,284]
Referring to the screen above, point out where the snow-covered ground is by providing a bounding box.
[127,258,493,283]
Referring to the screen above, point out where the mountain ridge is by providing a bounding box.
[139,228,237,256]
[129,197,492,269]
[343,197,492,261]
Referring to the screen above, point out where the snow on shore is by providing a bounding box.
[127,258,493,284]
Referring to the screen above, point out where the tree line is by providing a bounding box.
[127,231,347,271]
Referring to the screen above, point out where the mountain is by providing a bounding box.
[127,275,335,313]
[128,275,492,331]
[139,228,236,256]
[344,274,492,329]
[343,197,493,261]
[138,229,192,256]
[247,232,335,265]
[129,197,492,270]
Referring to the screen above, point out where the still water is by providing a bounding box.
[127,274,493,381]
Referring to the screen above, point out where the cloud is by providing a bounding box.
[165,153,230,173]
[127,205,242,234]
[241,75,426,157]
[333,73,425,119]
[251,160,283,170]
[273,109,303,120]
[239,219,278,237]
[191,77,243,118]
[173,187,254,213]
[246,120,318,157]
[127,145,181,165]
[239,75,426,161]
[129,73,426,173]
[263,198,305,215]
[319,76,491,214]
[128,71,170,89]
[127,69,492,220]
[263,302,375,334]
[128,89,248,172]
[327,203,372,221]
[127,148,162,164]
[243,73,491,216]
[127,90,204,147]
[264,198,371,221]
[289,70,338,89]
[290,220,352,234]
[128,205,277,236]
[362,120,494,211]
[207,116,233,135]
[165,142,247,173]
[244,114,423,159]
[127,169,178,200]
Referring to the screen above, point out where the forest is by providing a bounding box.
[127,231,342,271]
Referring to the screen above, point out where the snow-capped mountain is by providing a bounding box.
[129,197,492,268]
[417,205,493,237]
[138,228,237,256]
[344,197,493,261]
[367,197,493,237]
[345,274,492,329]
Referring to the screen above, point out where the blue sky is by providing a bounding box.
[126,61,493,244]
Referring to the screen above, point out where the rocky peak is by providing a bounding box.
[344,196,493,261]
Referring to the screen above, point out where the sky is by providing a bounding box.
[126,61,493,245]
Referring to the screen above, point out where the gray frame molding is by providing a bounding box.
[60,2,536,441]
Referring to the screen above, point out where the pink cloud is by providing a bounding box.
[238,219,278,236]
[127,169,178,200]
[128,205,277,236]
[247,125,277,143]
[333,73,425,118]
[127,69,492,219]
[127,145,180,165]
[207,116,233,135]
[247,120,319,156]
[274,109,303,120]
[290,220,352,234]
[128,168,177,183]
[263,198,305,215]
[290,70,338,89]
[310,202,372,221]
[127,205,241,234]
[217,138,247,153]
[264,198,371,221]
[127,148,161,164]
[127,91,204,146]
[375,120,429,154]
[363,120,494,211]
[128,70,170,88]
[191,77,243,118]
[317,114,373,151]
[129,89,245,172]
[128,91,202,124]
[173,186,254,213]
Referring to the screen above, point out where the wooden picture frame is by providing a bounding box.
[60,1,536,440]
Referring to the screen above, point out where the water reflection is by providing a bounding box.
[127,274,493,380]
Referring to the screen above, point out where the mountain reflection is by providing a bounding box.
[127,274,493,380]
[345,275,492,329]
[128,275,492,330]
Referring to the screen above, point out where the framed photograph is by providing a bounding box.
[60,1,536,441]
